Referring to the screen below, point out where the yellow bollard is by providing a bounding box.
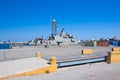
[36,52,40,58]
[0,78,3,80]
[50,57,56,65]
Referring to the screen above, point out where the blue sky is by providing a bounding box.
[0,0,120,42]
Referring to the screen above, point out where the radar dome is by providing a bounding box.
[52,19,56,22]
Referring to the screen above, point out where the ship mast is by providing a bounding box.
[51,17,57,37]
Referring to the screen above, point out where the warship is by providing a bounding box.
[48,19,80,45]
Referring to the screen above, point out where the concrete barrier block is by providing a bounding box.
[0,57,57,79]
[112,47,120,51]
[106,51,120,63]
[81,49,93,54]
